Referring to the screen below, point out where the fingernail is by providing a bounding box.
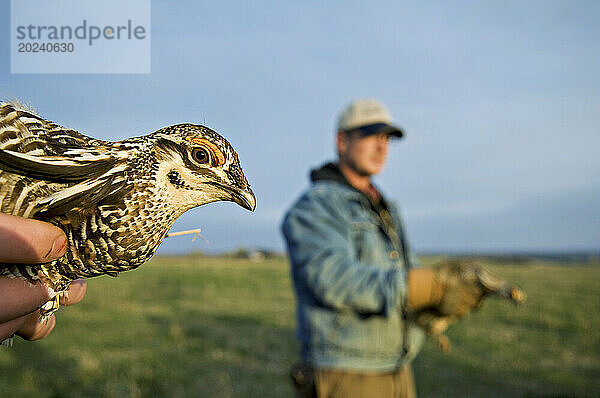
[50,235,67,259]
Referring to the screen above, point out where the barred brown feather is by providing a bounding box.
[409,260,526,352]
[0,101,256,316]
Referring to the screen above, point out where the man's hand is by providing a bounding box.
[0,213,86,341]
[406,268,444,311]
[406,263,484,316]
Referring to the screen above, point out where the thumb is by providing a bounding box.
[0,213,67,263]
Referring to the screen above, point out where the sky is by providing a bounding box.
[1,1,598,254]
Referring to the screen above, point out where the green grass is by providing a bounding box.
[1,255,598,397]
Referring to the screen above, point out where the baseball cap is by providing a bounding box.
[337,98,404,138]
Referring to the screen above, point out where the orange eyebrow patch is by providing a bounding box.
[189,138,225,166]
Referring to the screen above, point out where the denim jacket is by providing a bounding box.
[281,163,424,371]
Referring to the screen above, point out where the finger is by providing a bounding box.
[0,277,54,323]
[15,311,56,341]
[60,279,87,306]
[0,315,26,341]
[0,213,67,263]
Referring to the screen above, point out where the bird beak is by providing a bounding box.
[232,186,256,211]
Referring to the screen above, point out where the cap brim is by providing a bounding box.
[379,124,404,138]
[350,123,404,138]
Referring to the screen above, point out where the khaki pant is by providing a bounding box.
[314,366,416,398]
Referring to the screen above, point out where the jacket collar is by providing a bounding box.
[310,162,403,251]
[310,162,352,187]
[310,162,391,209]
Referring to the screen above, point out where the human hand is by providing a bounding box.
[406,263,483,316]
[406,268,444,312]
[0,213,86,341]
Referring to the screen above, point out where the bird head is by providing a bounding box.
[150,124,256,213]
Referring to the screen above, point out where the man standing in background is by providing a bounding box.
[282,99,470,397]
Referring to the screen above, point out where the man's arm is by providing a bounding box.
[282,192,405,316]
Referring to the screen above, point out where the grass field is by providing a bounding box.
[1,255,598,397]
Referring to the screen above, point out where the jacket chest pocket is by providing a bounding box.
[350,221,389,265]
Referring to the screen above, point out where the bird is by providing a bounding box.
[0,100,256,317]
[408,259,526,352]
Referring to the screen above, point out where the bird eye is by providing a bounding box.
[192,147,210,164]
[188,137,226,166]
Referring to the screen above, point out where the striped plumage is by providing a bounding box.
[0,101,255,316]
